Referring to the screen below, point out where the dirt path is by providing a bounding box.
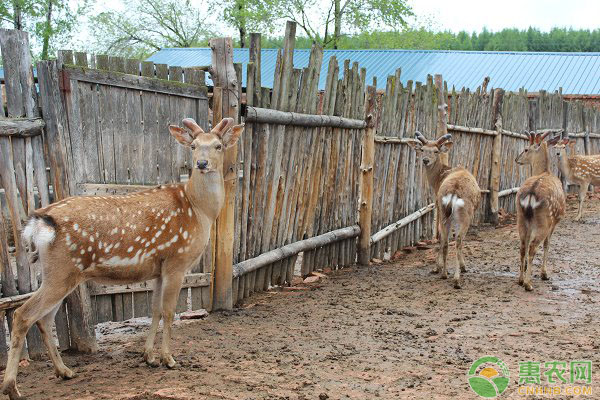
[9,195,600,400]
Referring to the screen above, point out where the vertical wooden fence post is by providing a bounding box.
[0,28,45,359]
[37,52,98,353]
[433,74,448,237]
[489,88,504,225]
[210,38,239,311]
[358,86,376,265]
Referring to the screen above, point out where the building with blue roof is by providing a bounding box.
[146,48,600,95]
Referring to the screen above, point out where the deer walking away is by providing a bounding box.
[407,132,481,289]
[1,118,244,400]
[514,132,566,291]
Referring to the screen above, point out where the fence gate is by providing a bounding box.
[56,51,212,324]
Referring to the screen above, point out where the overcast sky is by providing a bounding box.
[408,0,600,33]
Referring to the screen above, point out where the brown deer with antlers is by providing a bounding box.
[1,118,244,400]
[514,132,566,291]
[551,137,600,221]
[408,132,481,289]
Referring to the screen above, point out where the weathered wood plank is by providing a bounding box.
[62,66,208,99]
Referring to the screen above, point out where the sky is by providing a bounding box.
[407,0,600,33]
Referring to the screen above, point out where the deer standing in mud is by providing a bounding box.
[551,138,600,221]
[1,118,244,400]
[514,132,565,291]
[407,132,481,289]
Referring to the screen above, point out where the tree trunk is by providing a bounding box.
[239,26,246,48]
[333,0,341,49]
[41,0,53,60]
[13,0,23,30]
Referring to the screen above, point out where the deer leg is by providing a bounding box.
[519,239,526,286]
[439,221,450,280]
[575,183,589,221]
[143,277,163,367]
[540,236,551,281]
[454,225,469,289]
[36,304,74,380]
[524,238,541,291]
[159,271,185,369]
[2,280,79,400]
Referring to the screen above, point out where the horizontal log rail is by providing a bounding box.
[62,65,208,99]
[370,203,436,245]
[88,273,210,295]
[498,187,520,197]
[243,105,367,129]
[0,273,211,311]
[0,118,45,137]
[233,225,361,278]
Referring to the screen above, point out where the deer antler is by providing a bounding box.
[436,134,452,146]
[527,131,535,145]
[415,131,428,144]
[538,130,552,143]
[547,135,561,146]
[182,118,205,137]
[211,118,235,137]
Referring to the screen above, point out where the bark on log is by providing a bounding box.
[243,105,367,129]
[0,118,45,137]
[233,225,361,278]
[370,203,436,245]
[498,187,519,197]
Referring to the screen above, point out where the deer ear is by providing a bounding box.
[439,141,453,153]
[406,139,423,150]
[221,124,245,148]
[169,125,194,146]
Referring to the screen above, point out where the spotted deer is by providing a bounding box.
[514,132,566,291]
[1,118,244,400]
[407,132,481,289]
[551,137,600,221]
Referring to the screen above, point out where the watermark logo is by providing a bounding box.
[517,360,593,396]
[468,356,510,398]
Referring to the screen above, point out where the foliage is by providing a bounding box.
[218,0,278,47]
[0,0,89,60]
[261,27,600,52]
[90,0,214,59]
[271,0,413,48]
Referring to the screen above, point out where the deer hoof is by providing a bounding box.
[518,277,524,286]
[460,265,467,273]
[161,355,177,369]
[541,272,550,281]
[453,280,462,289]
[430,269,439,274]
[143,353,159,368]
[2,380,24,400]
[524,282,533,291]
[55,367,75,380]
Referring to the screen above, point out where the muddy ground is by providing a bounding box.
[7,195,600,400]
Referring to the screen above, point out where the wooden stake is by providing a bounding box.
[210,37,239,311]
[358,86,376,265]
[489,88,504,225]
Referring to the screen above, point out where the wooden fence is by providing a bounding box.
[2,22,600,363]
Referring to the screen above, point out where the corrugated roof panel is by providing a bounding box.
[146,48,600,94]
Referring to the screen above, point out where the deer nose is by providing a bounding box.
[197,160,208,170]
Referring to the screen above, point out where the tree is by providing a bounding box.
[273,0,413,49]
[0,0,88,59]
[91,0,214,58]
[218,0,278,47]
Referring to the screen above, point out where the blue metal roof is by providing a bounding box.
[148,48,600,94]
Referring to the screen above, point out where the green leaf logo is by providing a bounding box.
[467,356,510,398]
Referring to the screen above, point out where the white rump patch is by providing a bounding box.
[23,217,56,251]
[519,194,542,209]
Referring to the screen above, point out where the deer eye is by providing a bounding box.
[215,144,223,151]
